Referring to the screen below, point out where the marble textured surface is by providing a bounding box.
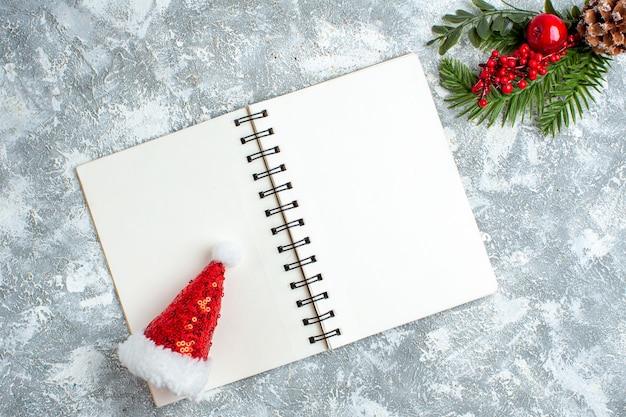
[1,0,625,416]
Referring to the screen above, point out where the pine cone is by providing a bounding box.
[577,0,626,55]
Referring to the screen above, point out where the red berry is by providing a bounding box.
[501,83,514,94]
[518,79,527,89]
[471,80,485,93]
[478,99,488,107]
[528,69,538,80]
[526,13,568,54]
[491,50,499,58]
[487,58,497,68]
[519,43,530,54]
[538,66,548,75]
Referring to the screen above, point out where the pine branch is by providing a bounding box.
[439,57,477,92]
[539,47,611,135]
[438,48,611,135]
[433,0,614,135]
[441,58,536,128]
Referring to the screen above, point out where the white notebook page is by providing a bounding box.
[77,53,497,406]
[77,110,326,406]
[249,53,497,349]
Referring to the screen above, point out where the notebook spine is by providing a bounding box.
[235,109,341,345]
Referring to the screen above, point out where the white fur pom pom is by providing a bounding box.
[212,241,242,268]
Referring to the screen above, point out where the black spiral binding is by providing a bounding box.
[278,237,310,253]
[234,109,268,126]
[247,146,280,162]
[265,201,298,217]
[296,291,328,307]
[235,109,341,345]
[290,273,322,289]
[240,128,274,144]
[309,329,341,344]
[303,310,335,325]
[253,164,286,180]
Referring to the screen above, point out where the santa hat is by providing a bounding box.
[118,241,241,401]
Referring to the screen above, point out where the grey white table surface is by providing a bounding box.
[1,0,624,416]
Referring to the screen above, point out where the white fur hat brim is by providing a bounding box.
[118,333,211,401]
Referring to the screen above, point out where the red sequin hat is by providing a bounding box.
[118,242,241,401]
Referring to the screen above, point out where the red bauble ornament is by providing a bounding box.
[526,13,568,54]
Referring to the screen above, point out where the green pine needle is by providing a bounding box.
[539,47,611,135]
[439,57,477,93]
[439,49,611,136]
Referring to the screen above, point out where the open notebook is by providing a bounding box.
[77,53,497,406]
